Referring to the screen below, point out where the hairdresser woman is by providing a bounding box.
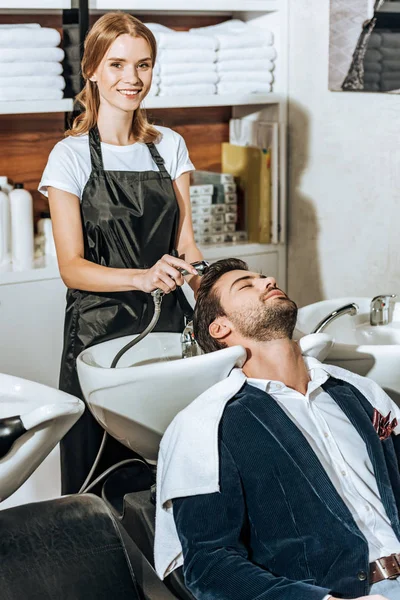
[39,12,203,494]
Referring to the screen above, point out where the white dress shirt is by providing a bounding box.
[248,357,400,600]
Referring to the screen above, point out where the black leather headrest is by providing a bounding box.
[0,416,26,459]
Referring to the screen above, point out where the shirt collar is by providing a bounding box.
[247,356,330,394]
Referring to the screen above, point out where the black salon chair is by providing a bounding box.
[0,494,177,600]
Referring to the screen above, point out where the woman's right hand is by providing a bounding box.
[135,254,199,294]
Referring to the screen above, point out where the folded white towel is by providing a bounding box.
[0,27,61,49]
[0,87,63,101]
[144,22,172,33]
[159,62,216,75]
[0,75,65,89]
[159,83,216,96]
[156,31,216,50]
[0,23,41,29]
[161,71,218,85]
[190,19,273,49]
[152,73,160,85]
[0,47,65,63]
[190,19,249,34]
[154,356,398,579]
[157,49,216,64]
[0,61,63,77]
[217,82,272,94]
[217,46,277,62]
[147,83,159,97]
[217,59,274,73]
[145,21,217,50]
[153,62,160,75]
[218,70,273,84]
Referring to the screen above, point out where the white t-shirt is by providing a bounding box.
[38,125,195,200]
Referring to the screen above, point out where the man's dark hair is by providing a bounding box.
[193,258,248,353]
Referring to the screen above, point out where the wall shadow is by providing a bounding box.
[287,100,324,308]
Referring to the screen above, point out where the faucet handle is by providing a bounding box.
[370,294,397,326]
[371,294,397,308]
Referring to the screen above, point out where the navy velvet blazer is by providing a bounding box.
[173,377,400,600]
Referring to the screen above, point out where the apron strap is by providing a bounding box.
[89,126,105,172]
[146,142,169,177]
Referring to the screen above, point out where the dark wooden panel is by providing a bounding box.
[90,12,229,31]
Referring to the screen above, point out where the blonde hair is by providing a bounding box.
[66,12,159,143]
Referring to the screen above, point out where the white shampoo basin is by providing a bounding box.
[0,373,84,503]
[77,333,247,463]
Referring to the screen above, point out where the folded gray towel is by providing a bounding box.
[381,81,400,91]
[363,82,380,91]
[363,62,382,73]
[381,73,400,82]
[381,47,400,59]
[364,49,382,62]
[363,72,380,83]
[368,32,382,49]
[381,59,400,72]
[381,32,400,49]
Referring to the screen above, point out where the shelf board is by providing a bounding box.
[0,243,281,285]
[143,93,281,109]
[0,0,71,7]
[94,1,278,12]
[0,98,73,115]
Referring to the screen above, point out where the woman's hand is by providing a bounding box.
[135,254,198,294]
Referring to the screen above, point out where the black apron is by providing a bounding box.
[59,126,185,494]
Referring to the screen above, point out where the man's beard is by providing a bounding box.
[228,296,298,342]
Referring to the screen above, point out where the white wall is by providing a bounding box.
[288,0,400,307]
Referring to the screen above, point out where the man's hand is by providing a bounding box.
[330,596,389,600]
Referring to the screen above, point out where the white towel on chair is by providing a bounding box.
[217,59,274,73]
[217,46,277,62]
[218,70,273,84]
[0,47,65,63]
[157,49,216,64]
[0,62,63,76]
[159,83,216,96]
[0,74,65,89]
[159,62,216,75]
[0,27,61,48]
[217,82,272,94]
[0,87,64,101]
[161,71,218,85]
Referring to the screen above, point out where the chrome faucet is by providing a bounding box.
[179,260,210,359]
[181,319,201,359]
[370,294,397,326]
[311,303,359,334]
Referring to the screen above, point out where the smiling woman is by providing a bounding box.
[38,12,203,495]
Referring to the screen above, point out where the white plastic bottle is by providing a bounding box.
[0,176,13,194]
[9,183,34,271]
[0,186,11,267]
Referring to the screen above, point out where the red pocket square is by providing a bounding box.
[372,409,398,440]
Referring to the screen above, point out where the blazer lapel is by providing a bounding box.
[239,383,365,538]
[322,377,400,538]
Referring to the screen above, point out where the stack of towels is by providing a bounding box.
[0,23,65,102]
[364,31,400,93]
[146,23,218,97]
[190,20,276,95]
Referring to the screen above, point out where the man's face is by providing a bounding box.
[213,270,298,342]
